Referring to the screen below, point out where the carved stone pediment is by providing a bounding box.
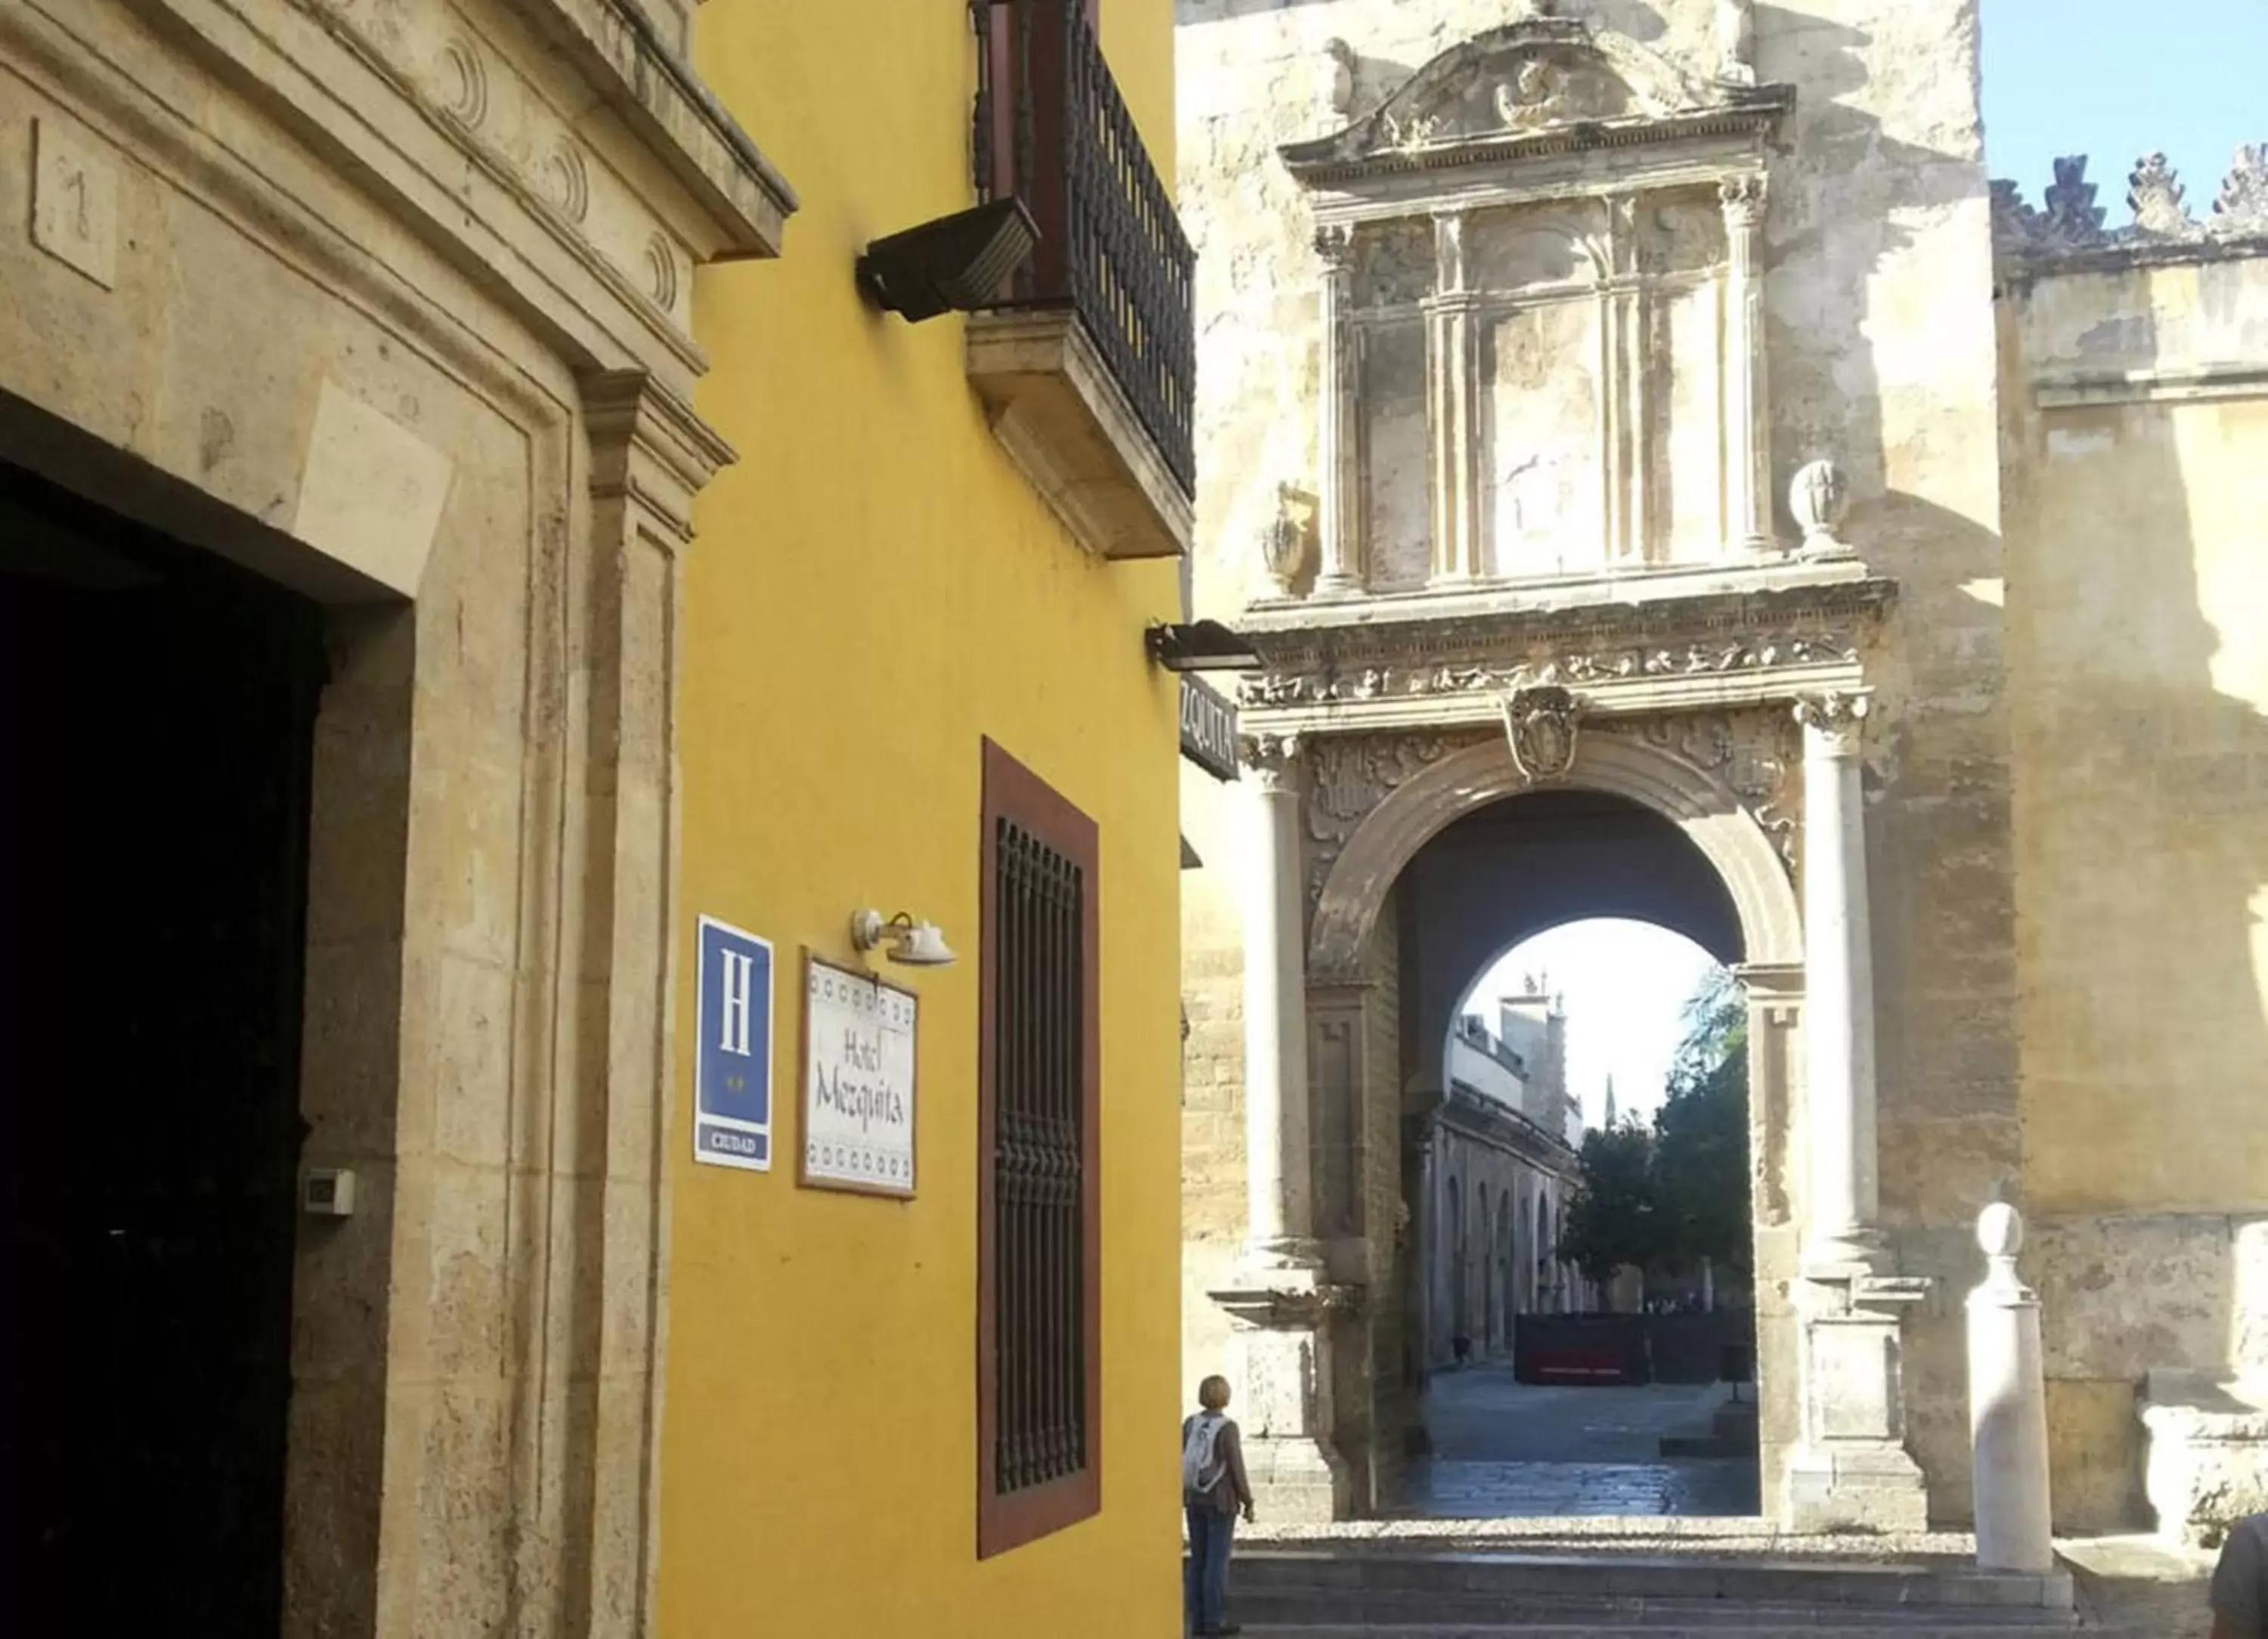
[1279,19,1791,184]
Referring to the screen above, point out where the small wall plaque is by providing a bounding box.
[694,916,775,1172]
[800,953,918,1198]
[31,117,119,290]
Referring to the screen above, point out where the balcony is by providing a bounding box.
[969,0,1194,562]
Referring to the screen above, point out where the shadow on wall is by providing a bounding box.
[1751,2,2020,1526]
[2006,262,2268,1534]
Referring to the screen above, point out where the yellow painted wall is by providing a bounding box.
[665,3,1185,1633]
[2006,260,2268,1216]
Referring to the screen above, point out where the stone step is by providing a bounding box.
[1237,1625,2087,1637]
[1232,1593,2075,1632]
[1230,1549,2075,1619]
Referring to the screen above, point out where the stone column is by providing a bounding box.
[1239,732,1320,1268]
[1969,1204,2054,1573]
[1314,226,1364,596]
[1425,211,1483,584]
[1211,731,1353,1520]
[1785,692,1930,1532]
[1795,691,1885,1276]
[1720,175,1777,555]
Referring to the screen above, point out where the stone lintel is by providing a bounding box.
[965,308,1195,562]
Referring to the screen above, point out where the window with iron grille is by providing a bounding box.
[977,738,1101,1557]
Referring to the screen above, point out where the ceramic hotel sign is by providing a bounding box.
[800,954,919,1198]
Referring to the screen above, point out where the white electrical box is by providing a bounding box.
[302,1168,358,1218]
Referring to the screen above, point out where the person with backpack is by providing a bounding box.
[1182,1374,1255,1637]
[2214,1512,2268,1637]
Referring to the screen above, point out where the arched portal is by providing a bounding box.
[1302,727,1801,1520]
[1310,731,1802,984]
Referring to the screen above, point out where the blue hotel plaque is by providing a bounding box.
[695,915,774,1172]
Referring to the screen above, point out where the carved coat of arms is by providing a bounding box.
[1502,685,1583,782]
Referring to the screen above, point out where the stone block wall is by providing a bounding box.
[2002,242,2268,1531]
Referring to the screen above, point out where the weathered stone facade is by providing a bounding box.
[0,0,786,1628]
[1172,0,2268,1538]
[1999,155,2268,1542]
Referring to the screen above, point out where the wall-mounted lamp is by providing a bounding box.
[1145,619,1264,672]
[851,909,959,968]
[854,198,1038,323]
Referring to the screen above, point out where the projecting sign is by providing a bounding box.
[799,953,918,1199]
[1179,676,1239,783]
[695,916,774,1172]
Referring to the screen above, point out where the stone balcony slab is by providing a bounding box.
[966,308,1194,562]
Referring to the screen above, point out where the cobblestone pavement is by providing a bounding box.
[1397,1368,1761,1519]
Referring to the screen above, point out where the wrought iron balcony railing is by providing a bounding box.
[973,0,1196,496]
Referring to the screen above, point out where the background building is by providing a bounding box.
[1176,0,2268,1542]
[1424,986,1585,1365]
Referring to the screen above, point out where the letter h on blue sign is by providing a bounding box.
[695,916,773,1171]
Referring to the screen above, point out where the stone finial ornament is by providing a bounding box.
[1789,458,1852,559]
[1258,482,1314,593]
[1716,0,1757,86]
[2218,144,2268,234]
[1997,145,2268,257]
[2129,153,2197,237]
[1322,38,1358,119]
[1978,1201,2025,1271]
[2042,155,2107,246]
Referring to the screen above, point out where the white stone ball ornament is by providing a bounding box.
[1978,1201,2023,1259]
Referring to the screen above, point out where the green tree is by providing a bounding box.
[1650,969,1753,1277]
[1560,1119,1659,1287]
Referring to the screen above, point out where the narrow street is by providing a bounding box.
[1402,1368,1761,1518]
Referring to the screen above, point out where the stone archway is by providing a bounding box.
[1209,557,1933,1533]
[1309,728,1803,985]
[1216,680,1931,1530]
[1281,721,1805,1513]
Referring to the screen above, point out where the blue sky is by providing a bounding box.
[1982,0,2268,212]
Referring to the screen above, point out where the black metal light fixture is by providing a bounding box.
[1145,619,1263,672]
[854,197,1038,323]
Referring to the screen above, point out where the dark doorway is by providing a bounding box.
[0,461,327,1629]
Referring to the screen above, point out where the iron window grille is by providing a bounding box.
[976,738,1102,1557]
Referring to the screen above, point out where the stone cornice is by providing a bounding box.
[584,369,737,548]
[1287,103,1792,190]
[503,0,798,259]
[1436,1083,1579,1172]
[1232,573,1896,736]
